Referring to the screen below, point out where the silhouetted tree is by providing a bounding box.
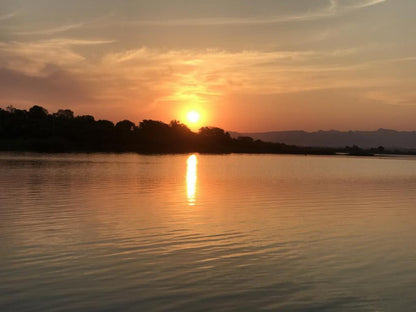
[76,115,95,123]
[139,120,170,134]
[0,105,341,155]
[6,105,16,113]
[97,120,114,128]
[116,120,135,132]
[55,109,74,119]
[197,127,232,152]
[29,105,48,119]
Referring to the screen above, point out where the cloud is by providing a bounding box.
[14,23,85,36]
[0,39,411,123]
[0,10,18,21]
[0,39,114,76]
[12,13,114,36]
[342,0,387,9]
[0,41,394,98]
[125,0,387,26]
[96,46,399,111]
[0,67,92,107]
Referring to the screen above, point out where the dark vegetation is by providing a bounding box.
[0,105,402,156]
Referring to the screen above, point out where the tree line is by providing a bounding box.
[0,105,336,154]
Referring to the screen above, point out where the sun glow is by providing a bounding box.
[182,109,204,130]
[187,111,200,124]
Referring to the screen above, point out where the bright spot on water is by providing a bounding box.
[186,154,197,205]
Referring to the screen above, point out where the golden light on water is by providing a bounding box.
[186,154,198,205]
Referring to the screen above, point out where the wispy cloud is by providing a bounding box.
[350,0,388,9]
[12,13,115,36]
[0,10,18,21]
[0,41,396,95]
[0,39,114,76]
[0,40,411,122]
[126,0,387,26]
[96,46,395,108]
[14,23,85,36]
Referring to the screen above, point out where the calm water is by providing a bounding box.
[1,153,416,311]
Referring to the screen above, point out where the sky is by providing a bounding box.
[0,0,415,131]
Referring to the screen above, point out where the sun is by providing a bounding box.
[186,111,200,124]
[181,108,206,130]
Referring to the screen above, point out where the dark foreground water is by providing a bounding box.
[1,152,415,311]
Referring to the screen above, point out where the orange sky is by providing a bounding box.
[0,0,415,131]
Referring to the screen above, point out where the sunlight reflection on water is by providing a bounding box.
[186,154,197,205]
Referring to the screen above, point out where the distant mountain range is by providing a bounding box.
[230,129,416,149]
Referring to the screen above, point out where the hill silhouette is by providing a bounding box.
[230,129,416,150]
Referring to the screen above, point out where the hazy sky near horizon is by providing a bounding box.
[1,0,415,131]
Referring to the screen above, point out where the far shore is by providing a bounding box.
[3,105,416,157]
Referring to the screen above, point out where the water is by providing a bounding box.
[1,152,415,311]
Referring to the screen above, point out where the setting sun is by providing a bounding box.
[186,111,200,124]
[179,107,207,130]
